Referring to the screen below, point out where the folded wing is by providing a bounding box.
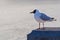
[40,13,52,21]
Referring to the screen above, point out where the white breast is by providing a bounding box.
[34,13,45,23]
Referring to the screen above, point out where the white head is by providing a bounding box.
[30,9,40,14]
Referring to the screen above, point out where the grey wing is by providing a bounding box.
[40,13,52,21]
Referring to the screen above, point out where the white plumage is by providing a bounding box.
[30,9,56,29]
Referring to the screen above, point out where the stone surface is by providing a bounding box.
[27,27,60,40]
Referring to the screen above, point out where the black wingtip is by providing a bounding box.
[51,18,54,19]
[51,18,57,21]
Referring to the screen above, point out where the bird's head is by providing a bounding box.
[30,9,39,14]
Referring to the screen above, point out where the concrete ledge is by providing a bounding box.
[27,27,60,40]
[36,27,60,31]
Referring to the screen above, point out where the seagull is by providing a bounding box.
[30,9,56,29]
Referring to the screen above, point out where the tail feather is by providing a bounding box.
[48,18,56,21]
[51,18,56,21]
[51,18,54,19]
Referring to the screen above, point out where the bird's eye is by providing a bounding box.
[33,10,36,13]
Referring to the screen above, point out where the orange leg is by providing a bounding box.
[39,23,40,29]
[43,23,44,29]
